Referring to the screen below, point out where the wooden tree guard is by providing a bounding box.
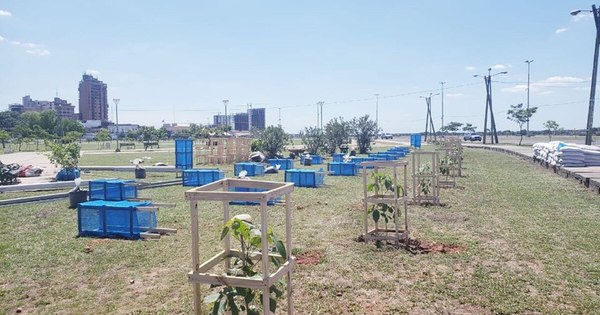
[361,160,410,244]
[195,137,252,165]
[412,151,441,206]
[185,178,295,315]
[440,137,463,177]
[436,147,457,189]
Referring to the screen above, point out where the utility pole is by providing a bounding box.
[474,68,507,144]
[525,60,533,136]
[440,82,446,133]
[374,94,379,130]
[420,93,439,142]
[316,101,324,129]
[222,99,229,128]
[572,6,600,145]
[316,102,320,128]
[278,107,282,127]
[113,99,120,152]
[320,101,324,130]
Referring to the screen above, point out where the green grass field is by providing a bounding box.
[1,148,600,314]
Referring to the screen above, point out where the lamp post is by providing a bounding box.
[440,82,446,132]
[572,6,600,145]
[113,98,120,152]
[525,60,534,136]
[474,68,507,144]
[374,93,379,131]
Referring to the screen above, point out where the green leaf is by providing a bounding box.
[270,284,283,298]
[270,297,277,313]
[228,294,240,315]
[212,299,221,315]
[273,237,287,260]
[220,227,229,240]
[203,293,221,305]
[372,210,380,223]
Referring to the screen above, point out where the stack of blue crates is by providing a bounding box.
[368,153,397,160]
[89,179,138,201]
[350,157,376,169]
[327,162,358,176]
[267,159,294,170]
[182,169,224,186]
[332,153,345,162]
[78,200,157,239]
[284,169,325,187]
[229,187,280,206]
[410,134,422,148]
[234,162,265,176]
[300,155,324,165]
[175,139,194,170]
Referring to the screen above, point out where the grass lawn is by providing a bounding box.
[1,148,600,314]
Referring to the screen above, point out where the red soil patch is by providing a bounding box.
[405,238,465,254]
[296,251,324,265]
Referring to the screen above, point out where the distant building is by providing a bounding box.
[78,74,108,122]
[107,124,140,138]
[217,107,266,131]
[162,123,192,137]
[15,95,75,119]
[8,103,23,113]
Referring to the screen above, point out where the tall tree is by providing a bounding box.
[0,130,10,149]
[0,111,20,131]
[351,115,379,154]
[324,117,351,154]
[507,103,538,146]
[255,125,290,158]
[543,120,560,141]
[301,126,327,155]
[462,123,477,133]
[441,121,463,133]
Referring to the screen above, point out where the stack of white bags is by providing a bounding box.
[533,142,600,167]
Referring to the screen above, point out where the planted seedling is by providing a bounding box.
[366,172,404,225]
[204,215,287,314]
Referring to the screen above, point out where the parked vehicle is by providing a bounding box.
[463,133,482,141]
[381,133,393,139]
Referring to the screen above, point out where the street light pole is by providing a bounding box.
[440,82,446,132]
[572,6,600,145]
[374,94,379,131]
[525,60,534,136]
[113,98,120,152]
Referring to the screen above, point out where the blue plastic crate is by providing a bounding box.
[175,139,194,170]
[410,134,422,148]
[234,163,265,176]
[78,200,156,239]
[332,153,345,162]
[327,162,358,176]
[182,169,224,186]
[349,157,376,169]
[300,155,324,165]
[89,179,138,201]
[228,187,280,206]
[368,153,396,160]
[267,159,294,170]
[284,169,325,187]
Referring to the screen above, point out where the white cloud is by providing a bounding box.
[446,93,464,97]
[555,28,568,34]
[490,64,509,70]
[1,36,50,56]
[465,66,475,71]
[501,76,587,93]
[0,10,11,17]
[537,91,554,95]
[26,49,50,56]
[86,69,100,77]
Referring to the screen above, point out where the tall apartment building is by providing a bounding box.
[78,74,108,122]
[15,95,75,119]
[229,108,265,131]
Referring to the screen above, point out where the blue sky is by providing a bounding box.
[0,1,597,133]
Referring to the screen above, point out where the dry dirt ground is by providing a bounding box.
[0,151,59,185]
